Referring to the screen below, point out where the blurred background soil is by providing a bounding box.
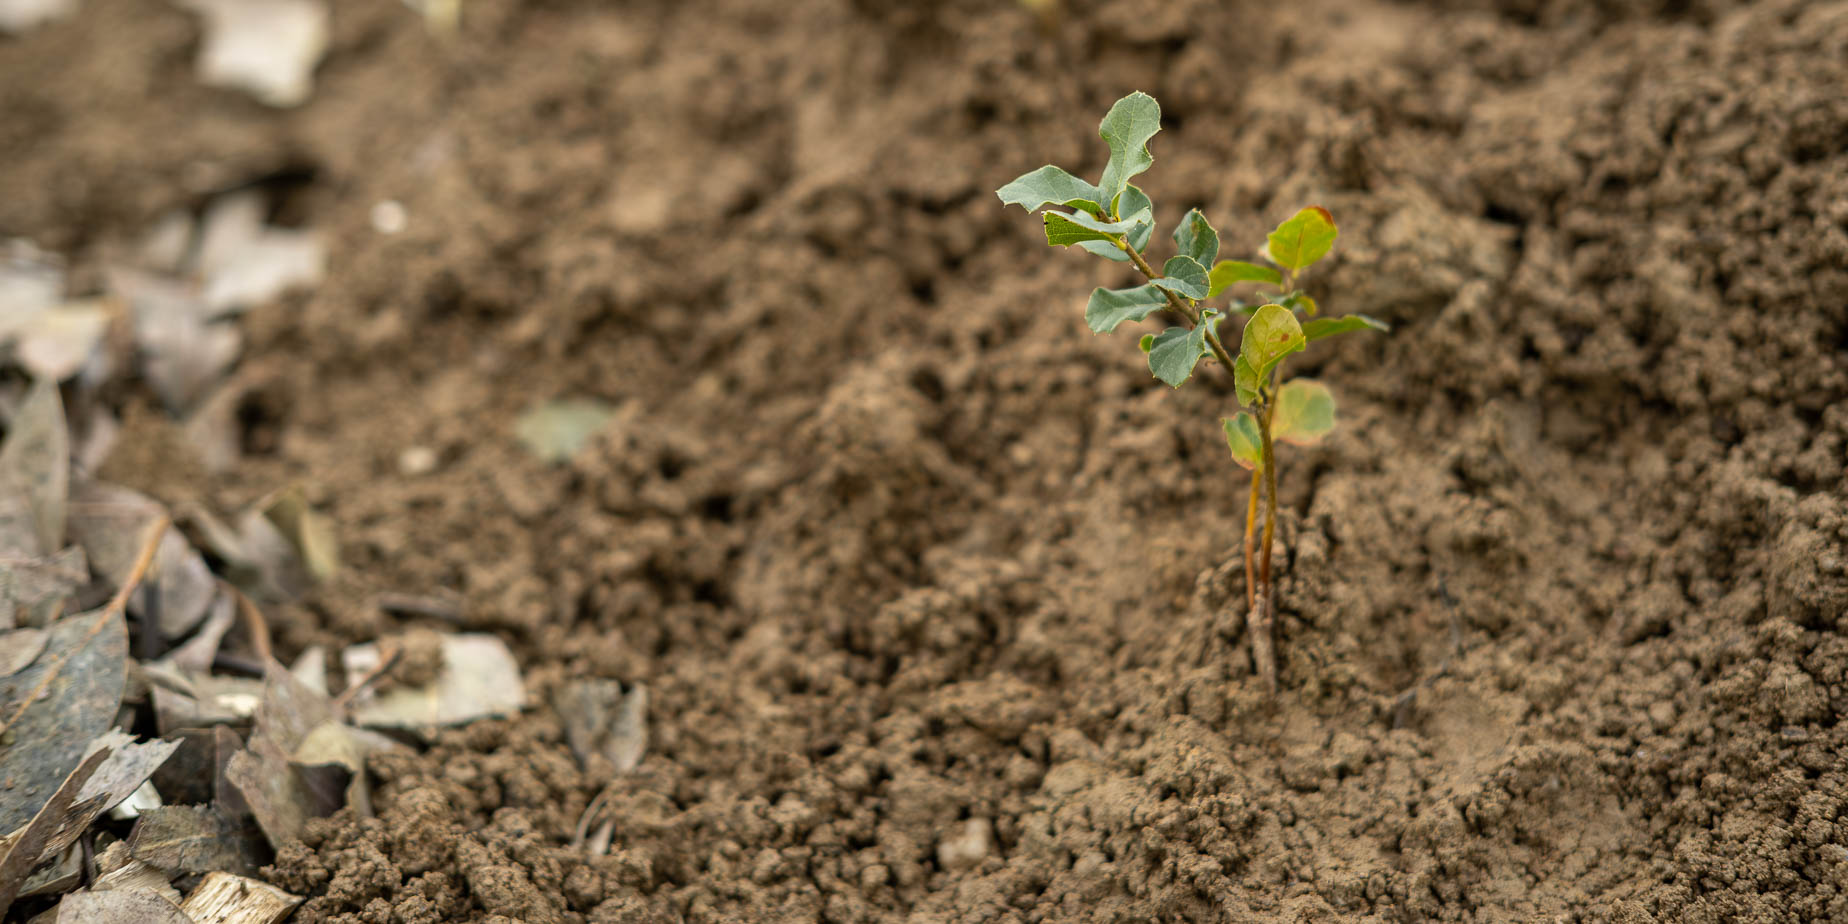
[5,0,1848,920]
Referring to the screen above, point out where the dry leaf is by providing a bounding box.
[29,732,182,861]
[260,486,337,582]
[196,192,325,313]
[109,267,237,413]
[107,780,162,820]
[181,0,329,107]
[158,586,236,674]
[609,684,649,773]
[343,633,525,729]
[0,545,88,629]
[0,627,49,676]
[0,609,127,833]
[0,241,61,318]
[146,666,265,733]
[0,746,107,918]
[68,482,215,639]
[17,842,80,899]
[13,300,112,383]
[0,0,74,34]
[0,378,69,555]
[128,804,260,877]
[558,679,649,777]
[225,663,341,847]
[292,721,405,819]
[225,739,342,849]
[289,645,328,696]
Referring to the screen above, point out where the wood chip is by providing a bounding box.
[181,871,301,924]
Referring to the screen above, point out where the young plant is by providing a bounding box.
[996,92,1386,691]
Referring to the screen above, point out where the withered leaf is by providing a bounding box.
[33,731,181,860]
[0,608,127,833]
[0,378,68,555]
[67,482,214,639]
[0,746,107,918]
[0,626,48,676]
[128,804,260,877]
[343,633,524,730]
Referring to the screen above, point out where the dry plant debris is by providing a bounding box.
[0,214,528,919]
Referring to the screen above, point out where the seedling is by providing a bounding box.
[997,92,1386,691]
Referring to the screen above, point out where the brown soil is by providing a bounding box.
[6,0,1848,920]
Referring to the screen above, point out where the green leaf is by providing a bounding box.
[1282,292,1318,316]
[1146,310,1222,388]
[995,165,1106,216]
[1234,355,1260,406]
[516,398,616,463]
[1172,209,1219,267]
[1138,333,1155,352]
[1240,304,1306,381]
[1085,284,1168,333]
[1208,260,1283,297]
[1264,206,1338,271]
[1096,92,1161,209]
[1303,314,1390,341]
[1273,379,1336,446]
[1222,413,1264,471]
[1078,185,1153,262]
[1152,255,1209,300]
[1042,208,1152,248]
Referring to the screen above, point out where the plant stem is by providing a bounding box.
[1243,470,1259,611]
[1253,374,1281,692]
[1121,245,1240,375]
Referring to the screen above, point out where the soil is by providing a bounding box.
[5,0,1848,920]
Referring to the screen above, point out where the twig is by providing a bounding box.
[0,517,168,741]
[332,642,403,714]
[375,592,464,624]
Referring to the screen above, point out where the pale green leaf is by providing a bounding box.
[1240,304,1305,380]
[1042,208,1151,248]
[1207,260,1282,297]
[1303,314,1390,341]
[1273,379,1337,446]
[1283,292,1318,316]
[1264,206,1338,271]
[995,165,1105,216]
[1085,284,1168,333]
[1222,413,1264,471]
[1172,209,1219,267]
[1234,354,1260,406]
[1146,309,1222,388]
[1152,255,1209,300]
[1078,185,1154,261]
[516,399,615,464]
[1097,92,1161,207]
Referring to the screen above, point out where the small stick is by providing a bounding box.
[0,517,168,740]
[332,642,403,714]
[375,592,464,623]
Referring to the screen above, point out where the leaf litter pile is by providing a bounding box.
[0,204,613,921]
